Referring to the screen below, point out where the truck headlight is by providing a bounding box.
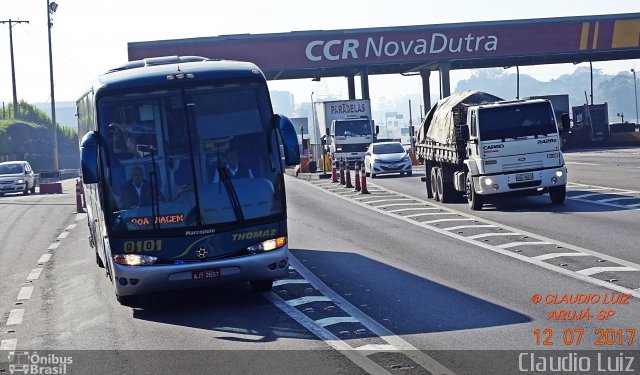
[16,178,25,184]
[114,254,157,266]
[555,170,564,177]
[547,153,559,158]
[247,236,287,253]
[484,177,493,186]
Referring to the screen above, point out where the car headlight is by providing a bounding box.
[247,236,287,253]
[16,178,25,184]
[336,146,343,152]
[402,156,410,162]
[114,254,157,266]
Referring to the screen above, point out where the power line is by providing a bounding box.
[0,19,29,117]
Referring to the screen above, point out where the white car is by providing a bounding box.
[364,141,412,178]
[0,161,36,196]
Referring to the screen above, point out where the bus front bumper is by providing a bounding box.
[111,246,289,297]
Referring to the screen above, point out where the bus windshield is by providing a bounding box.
[334,119,372,137]
[98,82,285,234]
[478,102,558,141]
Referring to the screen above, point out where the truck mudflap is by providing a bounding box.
[473,166,567,195]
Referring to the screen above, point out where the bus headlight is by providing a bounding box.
[16,178,25,184]
[114,254,158,266]
[247,236,287,253]
[555,170,564,177]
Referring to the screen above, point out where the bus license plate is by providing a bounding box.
[515,172,534,181]
[192,269,220,280]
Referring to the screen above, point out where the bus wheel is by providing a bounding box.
[250,279,273,292]
[116,294,138,306]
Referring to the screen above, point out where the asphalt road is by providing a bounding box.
[1,147,639,374]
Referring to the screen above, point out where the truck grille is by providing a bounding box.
[502,161,543,172]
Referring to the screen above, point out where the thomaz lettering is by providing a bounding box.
[305,33,498,62]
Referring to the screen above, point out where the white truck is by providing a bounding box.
[315,99,376,163]
[416,91,568,210]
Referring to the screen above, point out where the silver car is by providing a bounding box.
[0,161,36,196]
[364,141,413,178]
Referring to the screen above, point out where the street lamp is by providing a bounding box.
[631,68,638,124]
[47,0,59,171]
[503,66,520,99]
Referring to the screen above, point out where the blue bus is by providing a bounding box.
[77,56,299,304]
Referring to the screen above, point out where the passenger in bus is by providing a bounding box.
[211,148,254,183]
[121,166,163,208]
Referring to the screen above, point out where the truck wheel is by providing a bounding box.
[549,185,566,204]
[466,174,483,210]
[430,167,440,201]
[437,167,456,203]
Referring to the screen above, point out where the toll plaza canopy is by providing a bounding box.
[128,13,640,101]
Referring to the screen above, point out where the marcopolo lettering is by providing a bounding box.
[482,144,505,150]
[305,33,498,62]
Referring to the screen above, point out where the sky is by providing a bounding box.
[1,0,639,109]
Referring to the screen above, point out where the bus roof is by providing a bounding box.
[91,56,265,96]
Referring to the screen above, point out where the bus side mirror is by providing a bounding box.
[459,124,470,141]
[561,113,571,132]
[275,114,301,166]
[80,131,100,184]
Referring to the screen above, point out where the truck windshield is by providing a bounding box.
[478,102,557,141]
[334,119,371,137]
[98,82,285,234]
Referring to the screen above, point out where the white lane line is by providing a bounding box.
[405,212,458,218]
[57,231,69,240]
[315,317,360,327]
[273,279,309,286]
[6,309,24,325]
[355,344,398,352]
[496,242,552,249]
[570,193,605,199]
[376,203,422,208]
[263,292,394,375]
[365,198,413,204]
[17,286,34,300]
[288,257,456,375]
[568,182,640,195]
[466,232,522,240]
[353,194,395,201]
[26,268,43,281]
[445,225,497,231]
[576,267,638,276]
[596,196,640,203]
[65,224,77,230]
[48,242,60,250]
[422,218,474,224]
[566,161,600,166]
[0,338,17,351]
[386,207,440,213]
[286,296,332,307]
[627,203,640,208]
[302,178,640,300]
[37,254,52,264]
[533,253,590,261]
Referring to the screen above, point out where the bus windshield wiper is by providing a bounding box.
[218,167,245,222]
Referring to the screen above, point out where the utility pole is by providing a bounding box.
[47,1,59,171]
[0,19,29,118]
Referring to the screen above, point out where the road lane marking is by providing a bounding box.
[570,193,605,199]
[422,218,474,224]
[376,203,424,208]
[26,268,43,281]
[315,317,360,327]
[287,257,456,375]
[47,242,60,250]
[596,196,640,203]
[65,224,77,230]
[37,254,52,264]
[264,291,395,375]
[627,203,640,208]
[303,179,640,299]
[6,309,24,325]
[466,232,522,240]
[405,212,457,218]
[355,344,398,352]
[566,161,600,166]
[364,198,413,204]
[576,267,638,276]
[17,286,33,300]
[286,296,332,307]
[568,182,640,195]
[533,253,590,260]
[386,207,439,213]
[496,241,553,249]
[0,338,17,351]
[273,279,310,286]
[57,231,69,240]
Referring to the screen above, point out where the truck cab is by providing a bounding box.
[329,116,374,163]
[460,99,568,209]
